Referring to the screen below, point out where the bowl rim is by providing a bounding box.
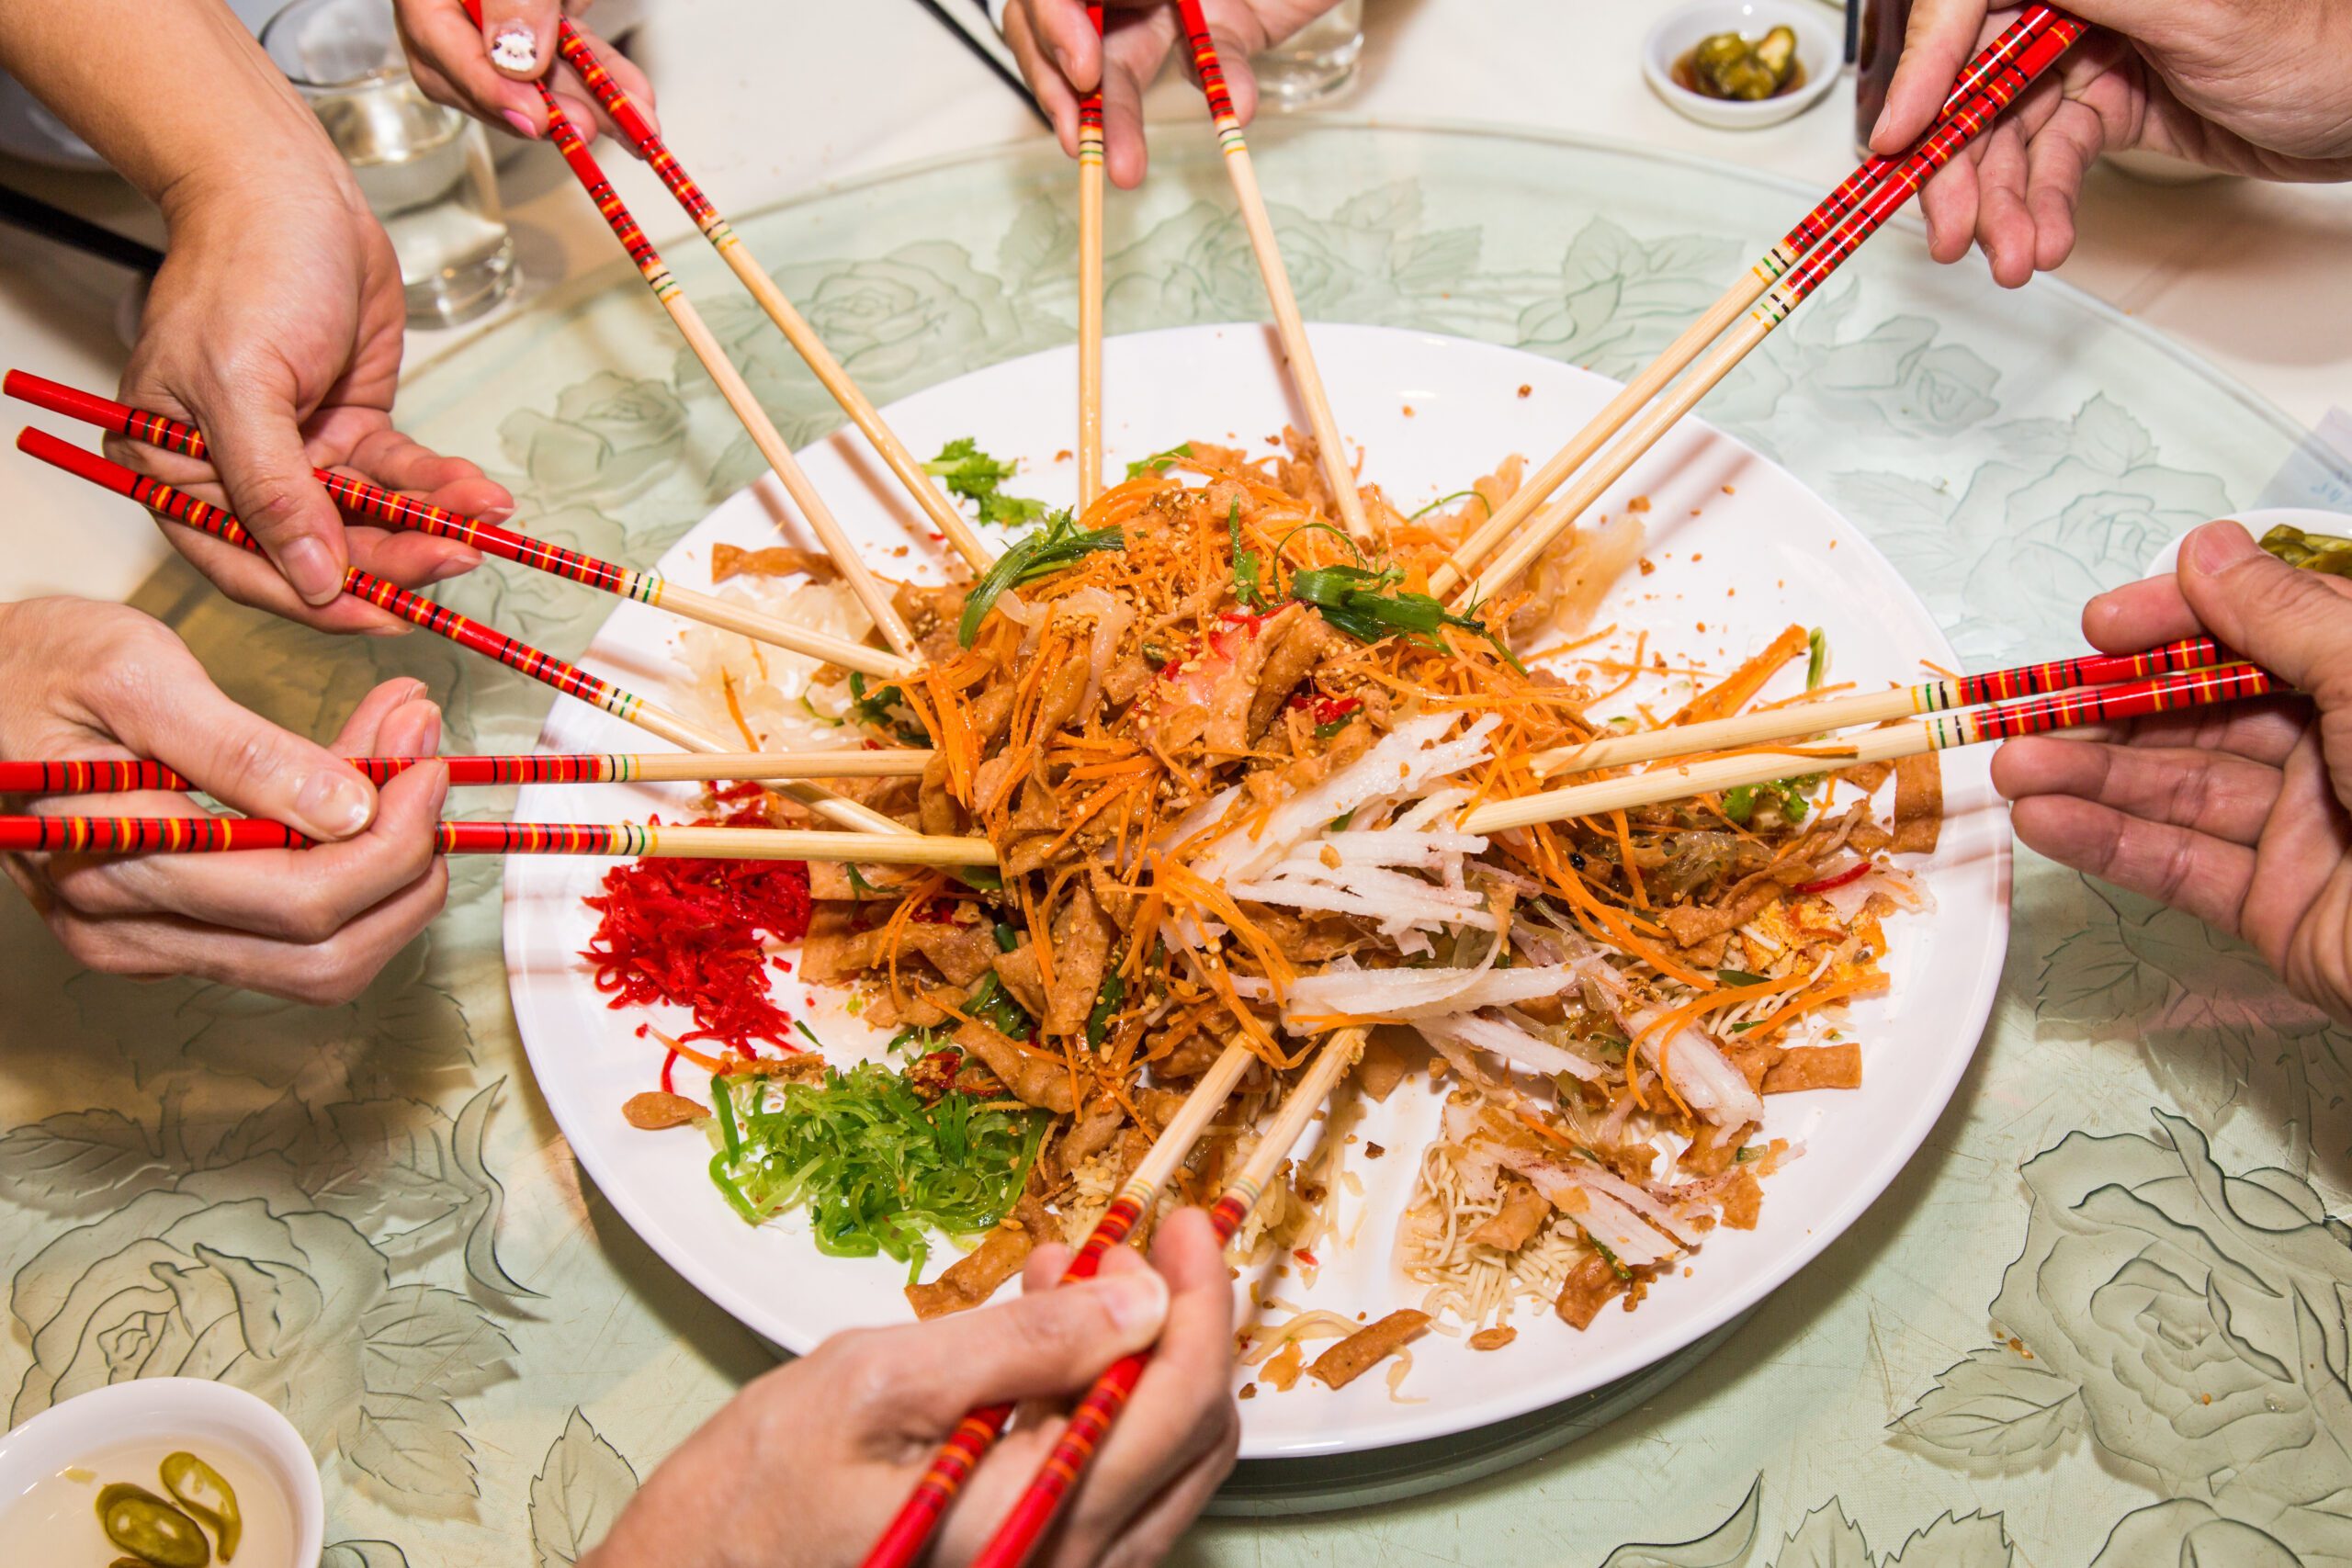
[0,1378,325,1562]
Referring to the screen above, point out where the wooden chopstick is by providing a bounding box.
[860,1035,1261,1568]
[1172,2,1369,541]
[1427,5,2080,602]
[1525,634,2228,779]
[969,1028,1367,1568]
[524,90,923,658]
[0,750,933,796]
[4,371,920,683]
[0,814,996,866]
[1464,661,2278,837]
[1076,3,1108,510]
[544,17,999,572]
[15,428,908,837]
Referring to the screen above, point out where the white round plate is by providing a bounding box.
[503,322,2011,1460]
[2144,507,2352,577]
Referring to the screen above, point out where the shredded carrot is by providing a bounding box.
[1671,625,1807,726]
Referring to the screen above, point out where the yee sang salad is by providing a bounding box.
[586,432,1940,1391]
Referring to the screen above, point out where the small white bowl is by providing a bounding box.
[2145,509,2352,577]
[0,1380,323,1566]
[1643,0,1841,130]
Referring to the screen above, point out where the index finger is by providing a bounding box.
[1873,0,2000,152]
[1056,1208,1238,1544]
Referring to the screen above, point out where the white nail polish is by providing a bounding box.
[492,26,539,73]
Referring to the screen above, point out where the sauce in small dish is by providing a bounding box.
[0,1381,319,1568]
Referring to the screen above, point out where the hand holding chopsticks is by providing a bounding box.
[583,1209,1237,1568]
[1431,6,2086,605]
[6,371,919,682]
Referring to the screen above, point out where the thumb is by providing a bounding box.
[96,648,379,841]
[202,385,349,608]
[860,1259,1169,1435]
[2177,520,2352,704]
[479,0,563,79]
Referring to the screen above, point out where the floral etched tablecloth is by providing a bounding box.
[4,122,2348,1567]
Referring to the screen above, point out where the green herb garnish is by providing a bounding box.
[958,508,1125,646]
[1722,774,1815,827]
[846,671,930,746]
[794,1020,824,1048]
[963,970,1035,1040]
[1124,442,1194,479]
[1734,1144,1760,1163]
[1229,499,1269,609]
[707,1061,1046,1280]
[1408,488,1494,521]
[1716,968,1770,987]
[1805,626,1828,690]
[1591,1237,1634,1281]
[1084,973,1126,1050]
[845,863,879,898]
[1312,711,1359,740]
[925,437,1047,528]
[1286,562,1523,670]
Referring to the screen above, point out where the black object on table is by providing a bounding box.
[906,0,1054,129]
[0,184,163,276]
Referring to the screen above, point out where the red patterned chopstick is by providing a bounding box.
[5,371,912,680]
[1922,660,2278,745]
[1770,5,2062,274]
[1760,17,2087,321]
[856,1186,1157,1568]
[860,1035,1259,1568]
[0,749,931,797]
[0,815,989,866]
[6,371,628,592]
[15,428,714,750]
[967,1180,1268,1568]
[532,13,996,571]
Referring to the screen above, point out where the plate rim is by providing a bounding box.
[500,319,2013,1457]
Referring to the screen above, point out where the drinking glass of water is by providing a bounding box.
[1252,0,1366,110]
[262,0,516,327]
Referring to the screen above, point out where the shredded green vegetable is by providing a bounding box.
[707,1062,1046,1280]
[1124,442,1194,479]
[1805,626,1828,690]
[957,509,1125,646]
[925,437,1047,528]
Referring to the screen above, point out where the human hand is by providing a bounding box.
[1993,520,2352,1025]
[119,170,512,629]
[584,1206,1240,1568]
[0,600,450,1005]
[1001,0,1345,186]
[395,0,657,148]
[1872,0,2352,287]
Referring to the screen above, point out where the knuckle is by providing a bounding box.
[277,885,350,945]
[820,1331,909,1419]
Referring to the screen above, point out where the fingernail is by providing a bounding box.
[502,108,539,141]
[280,536,345,606]
[295,768,375,839]
[386,699,442,758]
[492,25,539,73]
[427,553,480,583]
[1870,107,1891,147]
[2185,521,2257,574]
[1088,1269,1169,1336]
[1052,41,1077,77]
[481,498,515,521]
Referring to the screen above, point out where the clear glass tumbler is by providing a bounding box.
[262,0,515,327]
[1252,0,1365,111]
